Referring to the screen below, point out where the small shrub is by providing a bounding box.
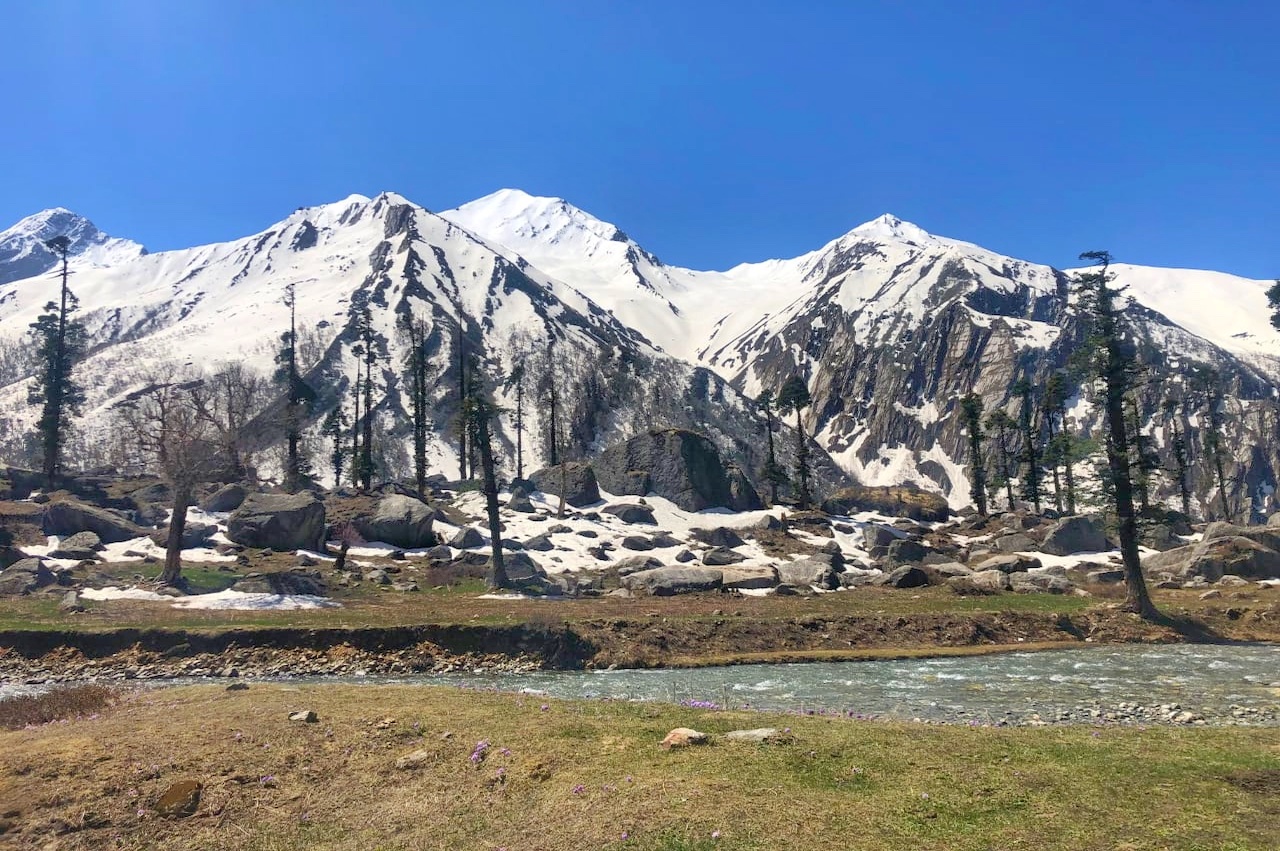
[0,685,119,729]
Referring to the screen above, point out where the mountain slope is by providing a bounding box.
[0,209,146,286]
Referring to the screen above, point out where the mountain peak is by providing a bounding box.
[849,213,938,245]
[0,208,145,285]
[445,189,622,248]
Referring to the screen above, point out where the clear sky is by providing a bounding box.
[2,0,1277,278]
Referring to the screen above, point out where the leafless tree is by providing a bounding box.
[203,362,271,482]
[113,375,224,587]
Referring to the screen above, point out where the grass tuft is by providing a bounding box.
[0,684,119,729]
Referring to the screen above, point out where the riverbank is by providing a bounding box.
[2,682,1278,850]
[2,586,1279,684]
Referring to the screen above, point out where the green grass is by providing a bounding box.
[1,683,1276,850]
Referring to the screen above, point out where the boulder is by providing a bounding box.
[690,527,746,549]
[200,483,250,513]
[822,484,950,522]
[49,531,104,560]
[862,524,901,551]
[1201,521,1280,552]
[930,562,973,578]
[1143,536,1280,582]
[594,428,762,511]
[150,521,217,551]
[226,493,325,552]
[702,546,747,566]
[353,495,436,549]
[1009,573,1076,594]
[449,527,486,549]
[886,538,929,564]
[776,555,840,590]
[724,728,790,744]
[528,462,600,508]
[994,534,1036,554]
[155,780,202,818]
[1086,568,1125,584]
[232,570,327,596]
[602,503,657,525]
[1040,515,1109,556]
[614,555,663,575]
[42,500,146,544]
[58,589,84,613]
[621,567,724,596]
[877,565,929,588]
[494,552,554,594]
[426,544,453,561]
[960,568,1012,592]
[621,535,654,551]
[651,533,682,548]
[974,553,1042,573]
[0,558,54,596]
[506,487,536,513]
[674,549,697,563]
[523,533,554,552]
[720,566,779,590]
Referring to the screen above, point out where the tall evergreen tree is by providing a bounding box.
[505,358,528,482]
[456,321,469,479]
[543,335,560,468]
[275,282,316,492]
[462,368,507,589]
[1163,396,1193,518]
[756,388,786,505]
[1012,378,1042,513]
[777,375,813,509]
[1075,250,1157,619]
[353,294,377,490]
[959,393,988,516]
[321,405,347,489]
[28,236,86,487]
[1041,372,1077,514]
[1190,365,1232,521]
[401,314,432,497]
[985,409,1017,511]
[1126,397,1160,514]
[350,345,363,489]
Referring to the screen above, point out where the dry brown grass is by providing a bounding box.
[0,684,119,730]
[0,683,1277,850]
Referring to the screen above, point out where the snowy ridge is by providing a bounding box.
[0,208,146,285]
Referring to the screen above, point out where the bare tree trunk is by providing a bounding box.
[158,484,191,587]
[475,409,506,589]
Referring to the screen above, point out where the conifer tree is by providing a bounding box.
[777,375,812,509]
[756,388,786,505]
[275,283,316,492]
[353,294,377,490]
[350,345,363,489]
[29,236,86,487]
[401,314,432,497]
[1163,396,1193,517]
[1074,250,1157,619]
[1041,372,1076,514]
[985,409,1017,511]
[1126,397,1160,515]
[456,322,469,479]
[959,393,987,516]
[321,405,347,489]
[462,366,507,589]
[1012,378,1041,513]
[543,335,560,468]
[1191,366,1232,521]
[504,352,528,481]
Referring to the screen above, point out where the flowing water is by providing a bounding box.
[4,644,1279,725]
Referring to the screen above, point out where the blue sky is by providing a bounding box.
[2,0,1277,277]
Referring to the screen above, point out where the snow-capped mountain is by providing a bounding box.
[0,208,146,286]
[2,188,1277,517]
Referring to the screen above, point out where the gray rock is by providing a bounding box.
[776,555,840,590]
[528,462,601,508]
[862,524,901,550]
[877,565,929,588]
[1009,573,1076,594]
[1040,515,1109,556]
[886,538,929,563]
[720,566,779,590]
[594,428,762,511]
[650,533,682,548]
[151,521,217,551]
[959,568,1012,592]
[621,535,654,551]
[621,566,724,596]
[702,546,747,566]
[426,544,453,560]
[353,495,436,549]
[975,553,1042,573]
[602,503,656,525]
[390,581,419,592]
[289,710,319,723]
[523,533,555,552]
[232,571,327,596]
[1143,536,1280,582]
[364,568,391,585]
[724,727,789,744]
[42,500,146,544]
[226,493,325,552]
[49,530,104,560]
[493,552,552,594]
[994,533,1037,554]
[614,555,663,575]
[1141,524,1182,552]
[58,590,84,613]
[674,549,697,563]
[756,514,787,532]
[691,527,745,549]
[0,558,54,596]
[1086,568,1125,583]
[930,561,973,578]
[200,483,249,513]
[449,527,486,549]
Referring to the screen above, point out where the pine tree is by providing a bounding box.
[777,375,812,509]
[1190,365,1232,521]
[28,236,86,487]
[350,345,363,489]
[1075,250,1157,619]
[756,388,786,505]
[959,393,988,516]
[352,294,377,490]
[321,405,347,489]
[1012,378,1041,513]
[504,356,528,482]
[275,282,316,492]
[462,366,507,589]
[1042,372,1077,514]
[1163,396,1193,517]
[1126,397,1160,515]
[401,314,432,497]
[456,322,469,479]
[985,409,1017,511]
